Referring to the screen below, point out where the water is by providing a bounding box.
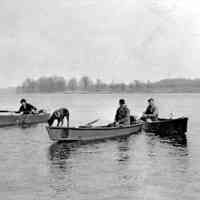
[0,93,199,200]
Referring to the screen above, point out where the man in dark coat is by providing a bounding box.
[114,99,130,126]
[141,98,159,121]
[16,99,37,114]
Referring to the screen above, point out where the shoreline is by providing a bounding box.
[4,91,200,95]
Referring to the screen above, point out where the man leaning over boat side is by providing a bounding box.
[114,99,130,127]
[141,98,159,121]
[16,99,37,115]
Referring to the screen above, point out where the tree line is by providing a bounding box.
[16,76,200,93]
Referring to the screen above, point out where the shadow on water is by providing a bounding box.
[48,141,78,161]
[47,135,135,182]
[0,123,40,130]
[19,123,40,129]
[160,135,187,148]
[117,144,130,163]
[48,132,187,167]
[145,131,188,147]
[116,136,137,163]
[145,131,189,163]
[48,134,137,174]
[48,134,134,161]
[47,142,79,175]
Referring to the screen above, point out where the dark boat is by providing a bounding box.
[143,117,188,137]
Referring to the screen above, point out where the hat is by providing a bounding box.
[119,99,125,104]
[20,98,26,103]
[148,98,154,102]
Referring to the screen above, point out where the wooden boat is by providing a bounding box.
[46,123,144,142]
[0,112,50,127]
[143,117,188,136]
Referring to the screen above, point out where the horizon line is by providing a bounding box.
[1,76,200,89]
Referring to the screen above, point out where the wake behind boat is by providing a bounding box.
[46,123,144,142]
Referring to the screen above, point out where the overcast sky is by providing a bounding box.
[1,0,200,86]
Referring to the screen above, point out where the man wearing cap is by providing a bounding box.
[114,99,130,126]
[141,98,159,121]
[16,99,37,114]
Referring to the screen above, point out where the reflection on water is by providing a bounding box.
[160,135,187,147]
[48,142,77,176]
[117,142,130,163]
[48,137,132,165]
[47,133,190,200]
[48,142,76,161]
[19,123,39,129]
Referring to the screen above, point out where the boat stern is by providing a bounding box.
[46,126,69,141]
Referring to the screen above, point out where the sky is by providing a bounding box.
[1,0,200,86]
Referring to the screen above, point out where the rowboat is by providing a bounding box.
[0,112,50,127]
[143,117,188,136]
[46,123,144,142]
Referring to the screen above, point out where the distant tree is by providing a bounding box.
[21,78,37,93]
[128,82,136,91]
[95,79,104,90]
[53,76,66,91]
[146,80,152,88]
[134,80,142,88]
[118,83,127,92]
[37,77,51,92]
[17,76,200,93]
[68,78,78,91]
[18,76,66,93]
[79,76,93,91]
[109,81,118,91]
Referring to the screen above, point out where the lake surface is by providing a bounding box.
[0,93,199,200]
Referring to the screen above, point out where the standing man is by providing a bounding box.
[142,98,159,121]
[114,99,130,126]
[16,99,37,114]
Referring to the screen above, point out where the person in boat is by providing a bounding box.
[141,98,158,121]
[114,99,130,126]
[16,99,37,114]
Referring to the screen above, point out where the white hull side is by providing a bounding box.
[47,124,143,141]
[0,113,50,126]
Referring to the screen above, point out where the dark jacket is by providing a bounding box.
[115,105,130,125]
[17,103,37,114]
[144,105,158,120]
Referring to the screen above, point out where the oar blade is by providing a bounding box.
[85,119,99,126]
[0,110,16,113]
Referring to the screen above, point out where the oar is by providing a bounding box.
[85,119,99,126]
[0,110,16,113]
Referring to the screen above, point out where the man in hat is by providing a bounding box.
[114,99,130,126]
[16,99,37,114]
[141,98,159,121]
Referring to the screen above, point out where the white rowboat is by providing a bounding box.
[46,123,144,142]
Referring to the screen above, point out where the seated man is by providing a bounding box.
[114,99,130,126]
[16,99,37,114]
[141,98,158,121]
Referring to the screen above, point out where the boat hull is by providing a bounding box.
[0,113,50,127]
[144,117,188,136]
[46,123,143,142]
